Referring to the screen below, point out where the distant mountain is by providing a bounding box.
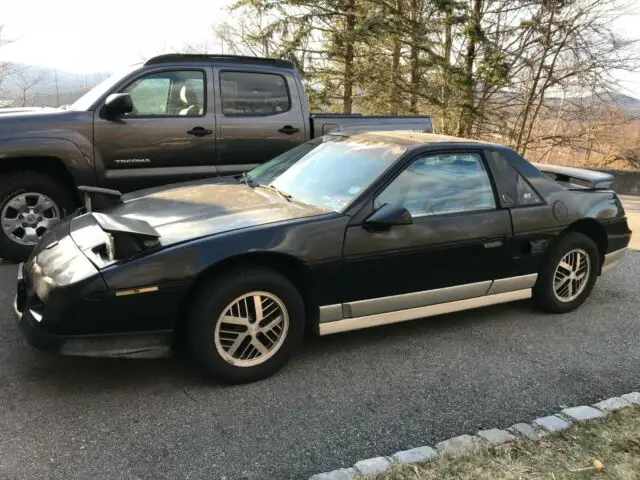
[584,92,640,114]
[542,91,640,116]
[0,64,112,107]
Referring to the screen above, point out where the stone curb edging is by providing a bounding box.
[308,391,640,479]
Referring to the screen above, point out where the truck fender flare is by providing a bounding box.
[0,136,96,187]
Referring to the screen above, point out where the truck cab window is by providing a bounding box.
[220,71,290,116]
[123,71,205,117]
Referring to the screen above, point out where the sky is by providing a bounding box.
[0,0,236,72]
[2,0,640,97]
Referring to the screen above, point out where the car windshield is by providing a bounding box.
[67,64,141,111]
[246,135,406,212]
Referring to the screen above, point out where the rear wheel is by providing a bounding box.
[0,171,76,262]
[533,232,600,313]
[186,267,305,383]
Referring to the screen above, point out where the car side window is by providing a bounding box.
[374,152,497,217]
[488,151,544,207]
[122,70,205,117]
[220,71,291,116]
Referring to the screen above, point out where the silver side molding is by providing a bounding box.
[601,247,627,274]
[318,304,343,323]
[487,273,538,295]
[345,280,492,318]
[319,274,538,326]
[319,289,532,336]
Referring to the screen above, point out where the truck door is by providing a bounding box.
[216,69,307,175]
[93,67,216,192]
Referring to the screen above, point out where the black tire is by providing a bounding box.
[186,267,306,384]
[532,232,600,313]
[0,171,77,263]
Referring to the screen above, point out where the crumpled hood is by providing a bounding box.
[101,177,328,246]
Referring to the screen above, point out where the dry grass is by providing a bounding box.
[371,406,640,480]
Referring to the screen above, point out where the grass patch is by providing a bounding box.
[373,406,640,480]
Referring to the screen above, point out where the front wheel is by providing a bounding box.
[186,267,305,384]
[0,171,76,262]
[533,232,600,313]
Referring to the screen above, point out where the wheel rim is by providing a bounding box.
[214,291,289,367]
[1,192,60,246]
[553,248,591,303]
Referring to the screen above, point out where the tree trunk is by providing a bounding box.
[409,0,420,113]
[458,0,482,137]
[441,8,453,133]
[390,0,403,115]
[343,0,356,114]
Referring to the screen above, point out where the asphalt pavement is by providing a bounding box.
[0,199,639,480]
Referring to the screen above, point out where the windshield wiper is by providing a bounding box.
[239,172,250,185]
[238,171,257,187]
[255,183,293,202]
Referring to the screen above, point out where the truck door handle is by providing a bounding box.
[278,125,300,135]
[187,127,213,137]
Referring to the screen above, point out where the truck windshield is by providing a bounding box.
[249,136,406,213]
[68,64,141,111]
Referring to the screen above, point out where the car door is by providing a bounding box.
[93,68,216,193]
[340,150,516,314]
[215,69,307,175]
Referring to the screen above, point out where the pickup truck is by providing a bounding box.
[0,53,433,262]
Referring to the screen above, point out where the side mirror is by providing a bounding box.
[363,203,412,230]
[103,93,133,118]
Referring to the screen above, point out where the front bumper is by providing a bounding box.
[14,262,173,359]
[601,247,628,274]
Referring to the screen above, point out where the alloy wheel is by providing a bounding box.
[1,192,60,246]
[214,291,289,367]
[553,248,591,303]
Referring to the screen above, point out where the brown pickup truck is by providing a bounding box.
[0,53,433,261]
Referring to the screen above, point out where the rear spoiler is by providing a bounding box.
[532,163,615,190]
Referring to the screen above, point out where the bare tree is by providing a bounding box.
[11,68,48,107]
[0,25,15,99]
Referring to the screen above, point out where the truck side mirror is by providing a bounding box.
[103,93,133,118]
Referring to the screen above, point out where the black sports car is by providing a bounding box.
[14,132,632,383]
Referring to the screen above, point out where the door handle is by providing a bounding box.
[278,125,300,135]
[484,239,504,248]
[187,127,213,137]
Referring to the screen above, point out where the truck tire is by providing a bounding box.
[0,171,76,263]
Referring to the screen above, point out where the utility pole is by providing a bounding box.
[54,69,59,107]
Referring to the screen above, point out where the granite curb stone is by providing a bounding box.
[621,392,640,405]
[561,405,605,422]
[477,428,517,445]
[533,414,572,432]
[593,397,633,412]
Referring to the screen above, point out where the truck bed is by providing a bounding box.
[310,113,433,138]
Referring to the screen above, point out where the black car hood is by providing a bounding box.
[100,178,329,246]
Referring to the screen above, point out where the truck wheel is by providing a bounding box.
[186,267,305,384]
[0,171,76,262]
